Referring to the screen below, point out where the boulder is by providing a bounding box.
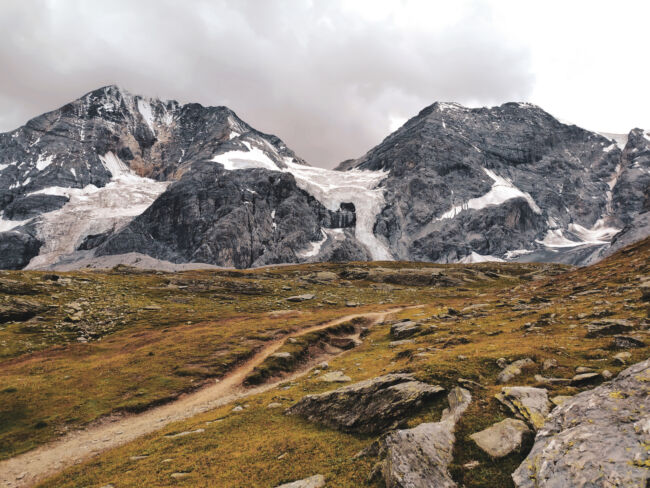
[542,358,557,371]
[534,375,571,386]
[390,320,420,340]
[320,371,351,383]
[513,359,650,488]
[275,474,325,488]
[375,387,471,488]
[614,352,632,365]
[0,298,48,323]
[571,372,601,385]
[585,319,634,337]
[495,386,550,430]
[612,335,645,349]
[328,337,357,350]
[470,418,533,458]
[286,374,444,434]
[286,294,315,302]
[497,358,535,384]
[313,271,338,281]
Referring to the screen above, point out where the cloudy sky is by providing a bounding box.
[1,0,648,167]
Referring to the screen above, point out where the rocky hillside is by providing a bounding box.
[0,88,648,269]
[339,102,650,265]
[0,234,647,488]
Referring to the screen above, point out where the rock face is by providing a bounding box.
[94,163,365,268]
[0,85,369,269]
[285,373,444,434]
[376,387,471,488]
[513,359,650,488]
[495,386,550,430]
[339,103,649,265]
[1,88,648,270]
[470,418,533,458]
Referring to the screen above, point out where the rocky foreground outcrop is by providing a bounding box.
[285,373,444,434]
[371,387,471,488]
[513,358,650,487]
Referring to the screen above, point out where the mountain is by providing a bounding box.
[338,102,649,265]
[0,88,648,269]
[0,86,368,269]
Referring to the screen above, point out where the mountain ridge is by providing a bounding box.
[0,87,648,269]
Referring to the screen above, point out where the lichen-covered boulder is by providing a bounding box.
[495,386,550,431]
[513,359,650,488]
[285,374,444,434]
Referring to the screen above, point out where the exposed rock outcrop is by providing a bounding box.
[374,387,471,487]
[285,373,444,434]
[513,359,650,488]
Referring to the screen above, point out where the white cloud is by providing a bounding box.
[1,0,647,167]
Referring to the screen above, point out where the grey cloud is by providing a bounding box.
[0,0,533,167]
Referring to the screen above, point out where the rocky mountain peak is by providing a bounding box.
[0,88,647,270]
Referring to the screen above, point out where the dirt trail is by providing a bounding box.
[0,307,406,488]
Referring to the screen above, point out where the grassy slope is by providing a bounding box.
[0,260,543,460]
[2,240,648,487]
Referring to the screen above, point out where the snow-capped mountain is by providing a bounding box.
[0,87,647,269]
[338,102,649,265]
[0,86,370,269]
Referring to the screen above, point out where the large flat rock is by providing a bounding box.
[285,373,444,434]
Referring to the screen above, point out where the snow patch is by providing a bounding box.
[25,173,170,269]
[297,229,328,258]
[603,143,617,153]
[504,249,534,259]
[537,229,581,248]
[437,168,541,220]
[137,98,156,135]
[568,219,620,244]
[99,152,130,178]
[324,228,345,241]
[282,159,392,260]
[538,229,585,248]
[0,215,29,232]
[211,146,279,172]
[437,102,466,112]
[35,154,54,171]
[458,252,504,263]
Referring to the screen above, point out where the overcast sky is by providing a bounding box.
[1,0,648,167]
